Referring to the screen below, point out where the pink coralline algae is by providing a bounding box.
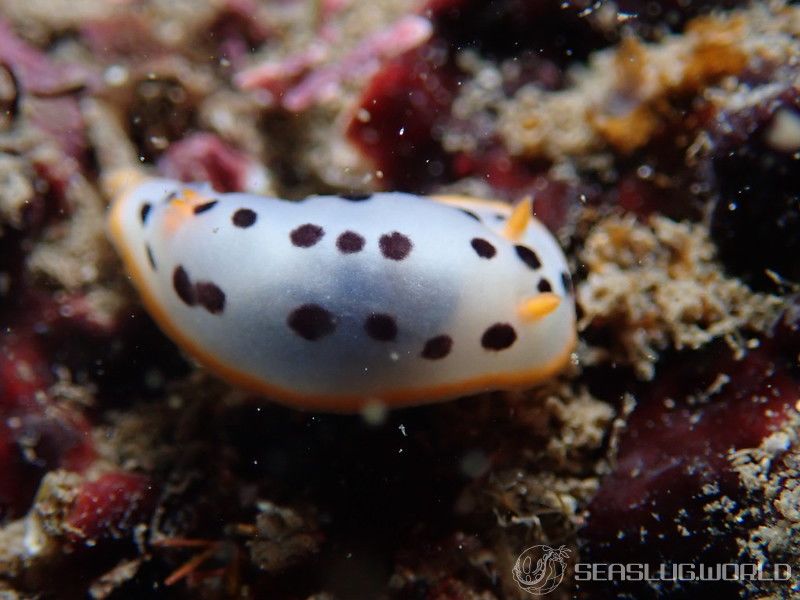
[157,132,268,193]
[0,20,90,95]
[80,14,169,62]
[234,43,328,100]
[236,15,433,112]
[0,20,90,192]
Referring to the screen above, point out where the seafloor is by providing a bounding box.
[0,0,798,598]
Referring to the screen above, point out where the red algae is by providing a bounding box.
[0,330,94,518]
[65,471,155,544]
[579,315,799,597]
[346,44,458,190]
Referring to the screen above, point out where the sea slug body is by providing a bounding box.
[107,174,576,412]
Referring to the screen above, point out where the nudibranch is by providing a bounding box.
[107,172,576,412]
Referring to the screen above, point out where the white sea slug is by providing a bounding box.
[107,173,576,412]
